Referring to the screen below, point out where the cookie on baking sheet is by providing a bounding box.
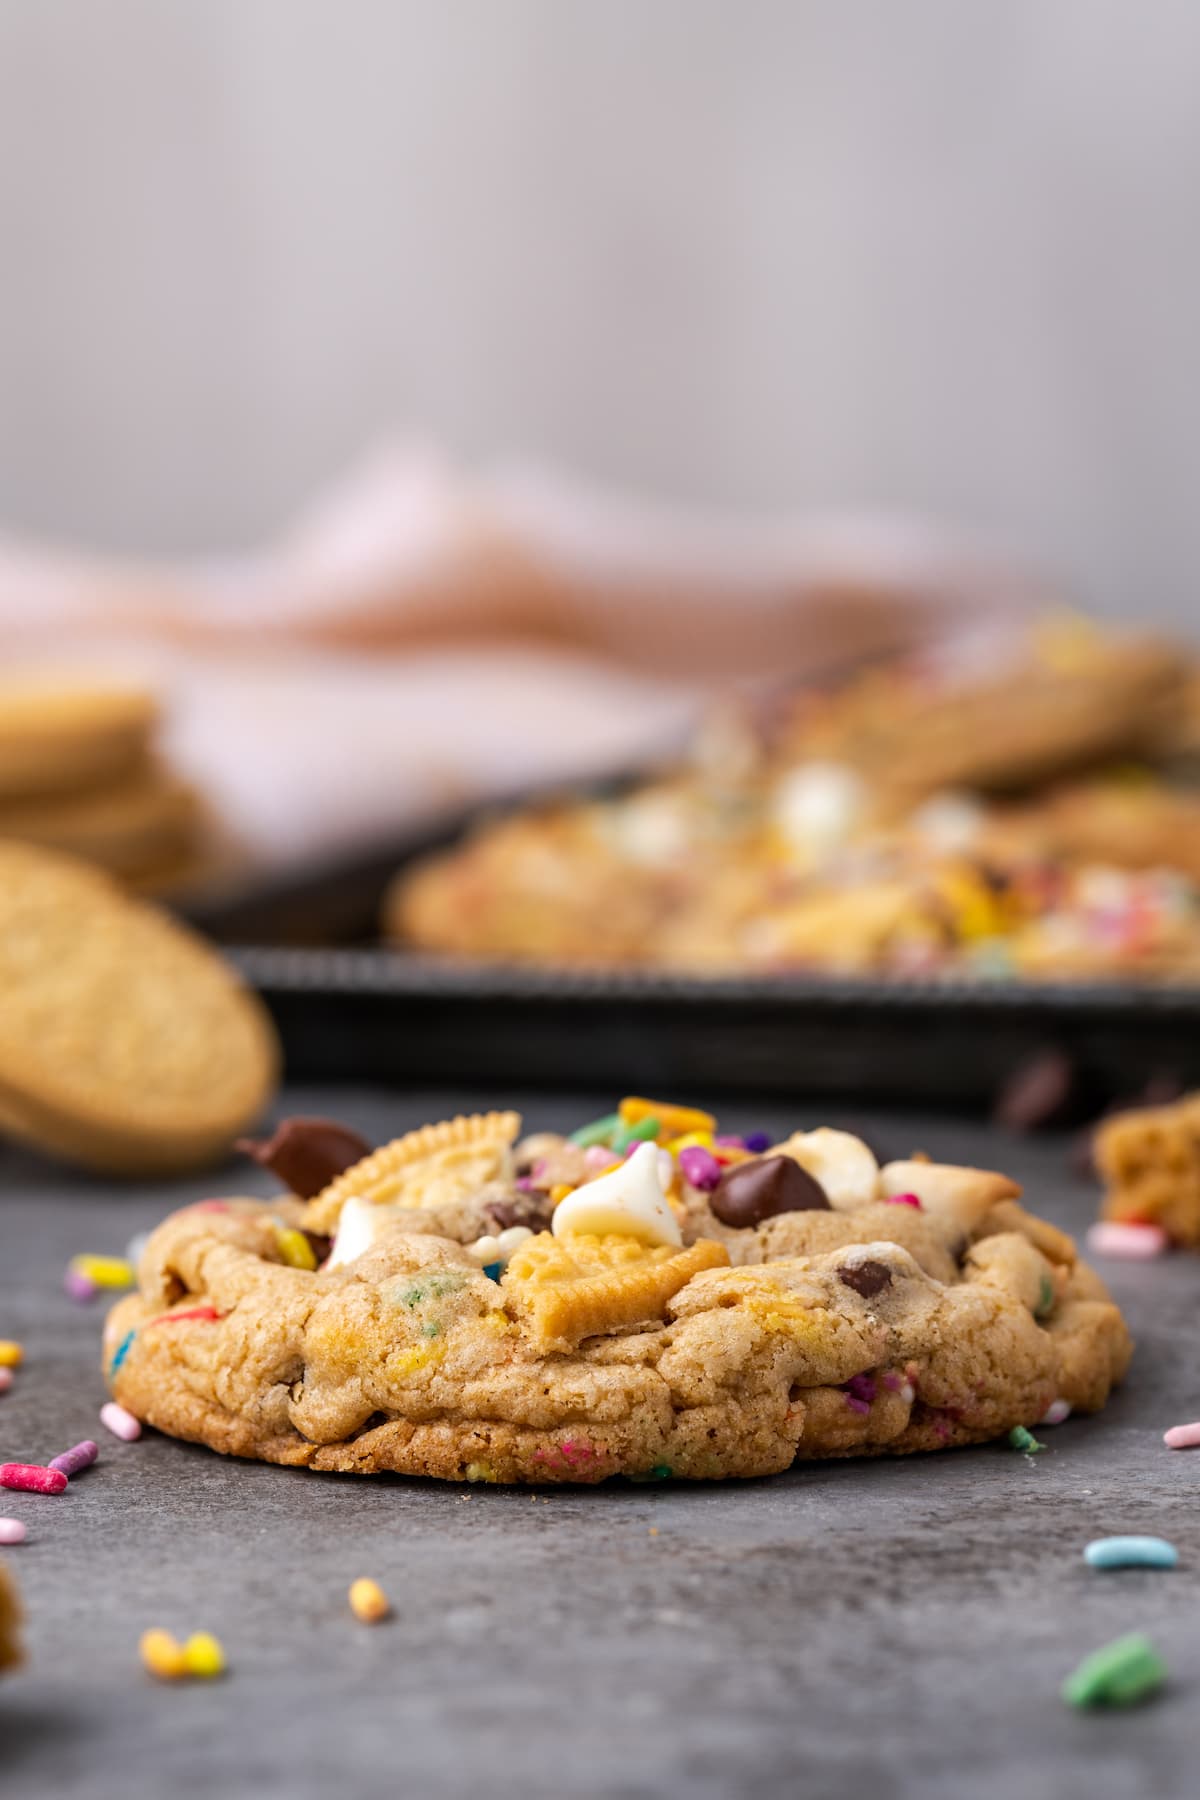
[104,1100,1130,1483]
[0,1562,22,1673]
[0,840,279,1174]
[0,680,158,800]
[0,762,203,881]
[1096,1091,1200,1245]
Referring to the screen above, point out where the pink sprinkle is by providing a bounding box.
[0,1369,12,1395]
[881,1371,903,1392]
[714,1134,745,1149]
[0,1463,68,1495]
[147,1305,222,1328]
[1086,1221,1168,1260]
[191,1199,231,1214]
[583,1145,613,1174]
[99,1401,142,1442]
[844,1394,871,1416]
[514,1176,535,1192]
[678,1145,721,1191]
[1164,1421,1200,1450]
[1040,1399,1071,1426]
[64,1267,99,1303]
[558,1439,597,1465]
[883,1191,922,1209]
[0,1519,26,1545]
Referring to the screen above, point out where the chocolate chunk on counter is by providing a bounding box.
[710,1155,831,1229]
[237,1117,373,1199]
[838,1260,893,1299]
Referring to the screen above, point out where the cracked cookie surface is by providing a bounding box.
[105,1103,1132,1484]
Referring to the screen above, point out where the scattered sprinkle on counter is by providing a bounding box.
[0,1519,27,1545]
[1084,1536,1178,1570]
[0,1368,12,1395]
[183,1632,227,1678]
[64,1267,98,1303]
[69,1254,134,1289]
[349,1578,391,1623]
[1163,1420,1200,1449]
[140,1629,188,1681]
[99,1401,142,1442]
[0,1463,68,1495]
[48,1440,98,1478]
[1085,1221,1168,1261]
[0,1341,23,1368]
[1062,1633,1167,1709]
[1007,1426,1044,1454]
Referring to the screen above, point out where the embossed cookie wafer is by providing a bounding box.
[0,680,157,799]
[106,1108,1132,1483]
[0,841,278,1173]
[0,762,201,879]
[0,1561,23,1673]
[303,1112,521,1234]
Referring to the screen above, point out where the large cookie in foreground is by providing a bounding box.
[103,1104,1131,1483]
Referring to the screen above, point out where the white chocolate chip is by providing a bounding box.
[466,1226,534,1267]
[772,1129,879,1209]
[327,1195,403,1268]
[552,1141,682,1247]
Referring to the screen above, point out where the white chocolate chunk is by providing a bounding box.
[552,1141,682,1247]
[466,1226,534,1267]
[327,1195,404,1268]
[771,1129,879,1209]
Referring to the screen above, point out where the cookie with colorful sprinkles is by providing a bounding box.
[103,1099,1132,1483]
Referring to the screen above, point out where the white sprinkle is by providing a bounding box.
[0,1518,27,1544]
[1040,1399,1071,1426]
[1085,1221,1168,1261]
[99,1401,142,1442]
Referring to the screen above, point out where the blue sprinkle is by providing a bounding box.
[109,1328,136,1374]
[482,1261,503,1282]
[1084,1536,1178,1570]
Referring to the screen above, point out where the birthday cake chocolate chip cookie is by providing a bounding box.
[104,1100,1132,1483]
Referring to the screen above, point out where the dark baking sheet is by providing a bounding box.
[179,791,1200,1109]
[219,944,1200,1107]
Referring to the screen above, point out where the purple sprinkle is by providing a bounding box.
[514,1176,535,1193]
[845,1373,877,1406]
[48,1439,98,1477]
[64,1268,98,1304]
[531,1160,549,1180]
[881,1371,903,1392]
[714,1134,745,1149]
[742,1132,771,1154]
[678,1145,722,1191]
[844,1395,872,1416]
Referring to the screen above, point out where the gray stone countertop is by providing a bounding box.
[1,1087,1197,1800]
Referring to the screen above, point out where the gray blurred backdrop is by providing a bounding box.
[0,0,1197,628]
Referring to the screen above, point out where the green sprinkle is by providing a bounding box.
[611,1115,660,1154]
[570,1112,620,1149]
[422,1321,442,1339]
[1008,1426,1044,1454]
[391,1271,466,1310]
[1035,1275,1055,1318]
[650,1464,672,1480]
[1062,1633,1167,1709]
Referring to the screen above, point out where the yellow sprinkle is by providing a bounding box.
[648,1527,659,1536]
[349,1577,391,1624]
[387,1342,446,1379]
[618,1097,716,1137]
[0,1341,22,1368]
[140,1628,188,1681]
[666,1131,714,1153]
[549,1184,574,1206]
[274,1226,317,1271]
[465,1461,497,1483]
[479,1310,512,1335]
[182,1632,226,1678]
[70,1255,134,1288]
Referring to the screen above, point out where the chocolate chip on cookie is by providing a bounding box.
[837,1259,893,1299]
[710,1155,831,1228]
[238,1117,373,1199]
[485,1193,554,1234]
